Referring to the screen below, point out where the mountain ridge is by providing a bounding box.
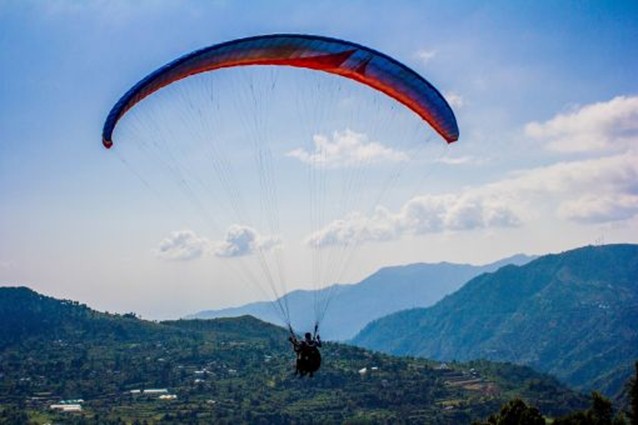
[351,244,638,400]
[188,253,536,340]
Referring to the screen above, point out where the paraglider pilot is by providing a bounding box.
[289,326,322,377]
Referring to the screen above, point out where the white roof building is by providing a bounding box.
[143,389,168,394]
[50,404,82,412]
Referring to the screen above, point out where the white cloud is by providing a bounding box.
[307,194,521,248]
[444,91,465,109]
[155,230,210,261]
[214,225,281,258]
[525,95,638,152]
[286,129,409,168]
[497,152,638,194]
[558,194,638,224]
[155,226,281,260]
[306,208,399,248]
[435,155,484,165]
[306,151,638,247]
[414,49,437,65]
[474,152,638,225]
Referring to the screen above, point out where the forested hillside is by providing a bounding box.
[0,286,588,424]
[352,244,638,399]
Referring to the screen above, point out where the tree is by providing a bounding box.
[473,398,545,425]
[554,392,626,425]
[0,406,28,425]
[590,392,614,424]
[628,361,638,425]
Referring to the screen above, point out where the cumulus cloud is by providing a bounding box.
[444,91,465,109]
[214,225,281,258]
[306,208,399,248]
[470,152,638,225]
[497,152,638,195]
[510,152,638,224]
[525,95,638,152]
[155,226,281,260]
[286,129,409,168]
[414,49,437,65]
[435,155,484,165]
[155,230,210,261]
[558,194,638,224]
[306,150,638,248]
[307,194,521,248]
[401,193,521,233]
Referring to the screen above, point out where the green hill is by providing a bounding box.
[352,244,638,400]
[0,286,589,424]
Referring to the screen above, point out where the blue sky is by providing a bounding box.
[1,0,637,319]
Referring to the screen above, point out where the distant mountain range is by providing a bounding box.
[351,244,638,400]
[0,286,590,423]
[188,254,535,340]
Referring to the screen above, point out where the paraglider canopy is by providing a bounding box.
[102,34,459,149]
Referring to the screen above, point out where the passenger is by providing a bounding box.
[289,332,322,377]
